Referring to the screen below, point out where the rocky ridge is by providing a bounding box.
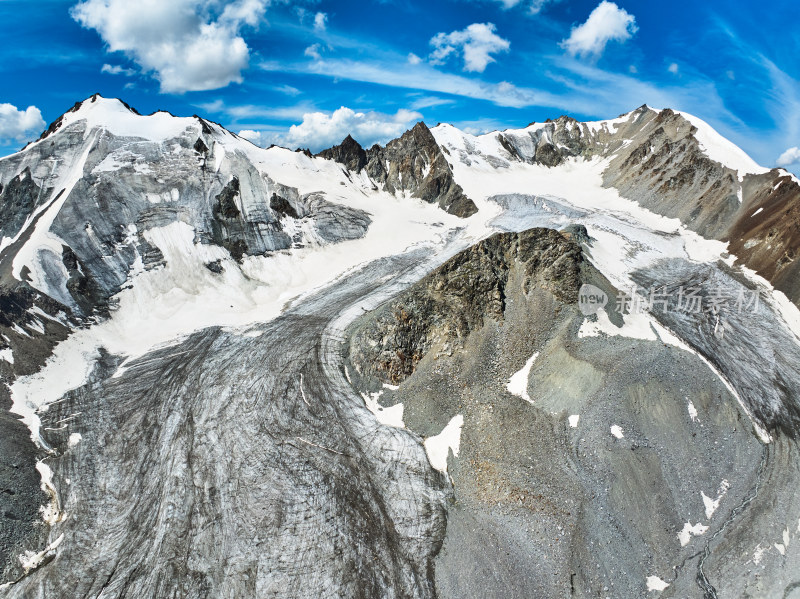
[317,122,478,218]
[348,228,582,384]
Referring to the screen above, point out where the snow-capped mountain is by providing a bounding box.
[1,95,799,598]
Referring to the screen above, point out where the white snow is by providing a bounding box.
[753,544,767,565]
[34,96,197,145]
[676,112,770,180]
[678,522,709,546]
[751,207,764,217]
[569,415,580,428]
[610,425,624,439]
[35,461,65,526]
[775,543,786,556]
[11,133,98,295]
[10,179,475,445]
[0,348,13,364]
[506,352,538,404]
[68,433,82,448]
[646,576,670,592]
[360,390,405,428]
[19,533,64,573]
[424,414,464,474]
[701,480,730,519]
[687,400,699,422]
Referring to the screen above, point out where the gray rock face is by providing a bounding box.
[315,135,367,172]
[319,123,479,218]
[0,170,44,242]
[347,229,582,384]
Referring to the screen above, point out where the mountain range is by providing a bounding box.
[0,94,799,598]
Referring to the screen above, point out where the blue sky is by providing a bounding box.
[1,0,799,174]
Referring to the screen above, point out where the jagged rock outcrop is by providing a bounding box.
[319,123,479,218]
[348,228,582,384]
[315,135,367,172]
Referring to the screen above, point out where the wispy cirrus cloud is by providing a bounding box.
[466,0,559,15]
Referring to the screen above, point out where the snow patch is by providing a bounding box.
[506,352,538,404]
[36,461,65,526]
[424,414,464,474]
[569,415,580,428]
[610,425,624,439]
[687,400,698,422]
[678,522,709,546]
[68,432,82,448]
[646,576,670,592]
[360,390,405,428]
[0,348,13,364]
[19,533,64,573]
[701,480,730,519]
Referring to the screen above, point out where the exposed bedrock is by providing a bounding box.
[319,122,478,218]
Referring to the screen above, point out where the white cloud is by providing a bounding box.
[668,62,679,74]
[777,147,800,167]
[313,11,327,31]
[561,1,637,58]
[71,0,270,93]
[304,43,322,60]
[101,63,135,76]
[274,84,301,96]
[409,96,456,110]
[407,52,422,65]
[0,103,46,143]
[274,106,423,151]
[237,129,264,145]
[430,23,510,73]
[486,0,554,13]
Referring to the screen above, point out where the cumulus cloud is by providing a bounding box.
[561,1,637,58]
[313,11,327,31]
[237,129,264,145]
[430,23,510,72]
[407,53,422,65]
[668,62,679,74]
[777,147,800,167]
[275,106,423,151]
[71,0,270,93]
[0,104,46,144]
